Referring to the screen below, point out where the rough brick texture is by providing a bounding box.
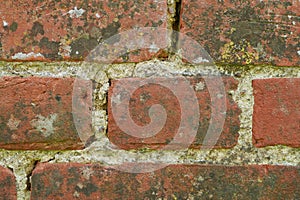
[0,1,299,199]
[0,77,92,150]
[0,166,17,200]
[0,0,168,62]
[181,0,300,66]
[31,163,300,199]
[253,78,300,147]
[108,76,241,150]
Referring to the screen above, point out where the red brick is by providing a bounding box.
[0,0,168,62]
[31,163,300,199]
[252,78,300,147]
[180,0,300,66]
[0,166,17,200]
[0,77,92,150]
[107,76,241,150]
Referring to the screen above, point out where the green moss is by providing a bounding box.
[9,22,18,32]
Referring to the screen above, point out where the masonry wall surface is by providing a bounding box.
[0,0,299,199]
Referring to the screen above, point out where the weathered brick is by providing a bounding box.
[0,166,17,200]
[31,163,300,199]
[0,0,168,62]
[180,0,300,66]
[108,76,241,150]
[253,78,300,147]
[0,77,92,150]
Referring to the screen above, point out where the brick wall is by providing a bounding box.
[0,0,299,199]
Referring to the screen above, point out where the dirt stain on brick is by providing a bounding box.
[101,21,121,41]
[70,36,98,59]
[31,21,44,37]
[39,37,60,59]
[182,0,299,65]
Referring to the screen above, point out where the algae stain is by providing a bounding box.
[31,21,44,37]
[70,36,98,59]
[9,22,18,32]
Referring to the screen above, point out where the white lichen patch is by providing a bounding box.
[192,57,210,64]
[7,114,21,131]
[297,50,300,56]
[12,52,44,60]
[2,20,8,27]
[76,182,84,189]
[149,43,159,53]
[68,7,85,18]
[80,167,94,180]
[58,45,71,57]
[30,114,58,137]
[73,191,80,198]
[95,13,101,18]
[111,93,122,105]
[194,81,205,91]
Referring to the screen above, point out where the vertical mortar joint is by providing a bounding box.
[170,0,182,54]
[25,160,39,193]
